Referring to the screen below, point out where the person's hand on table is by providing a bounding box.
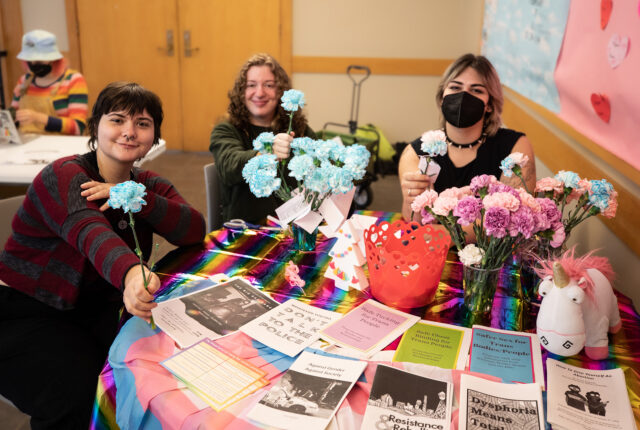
[401,170,434,204]
[16,109,48,127]
[80,180,116,211]
[123,265,159,323]
[273,131,294,160]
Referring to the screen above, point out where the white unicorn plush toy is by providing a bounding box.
[535,251,621,360]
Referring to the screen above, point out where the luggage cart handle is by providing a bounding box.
[346,65,371,134]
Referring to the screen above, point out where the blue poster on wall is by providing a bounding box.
[482,0,571,112]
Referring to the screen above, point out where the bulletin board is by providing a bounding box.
[483,0,640,172]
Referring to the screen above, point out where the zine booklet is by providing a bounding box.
[468,325,544,388]
[459,374,545,430]
[240,299,341,357]
[361,364,453,430]
[546,359,636,430]
[152,278,278,348]
[319,299,420,358]
[247,350,367,430]
[161,338,268,411]
[393,320,472,369]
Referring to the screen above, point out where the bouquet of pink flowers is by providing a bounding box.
[531,171,618,258]
[411,174,564,270]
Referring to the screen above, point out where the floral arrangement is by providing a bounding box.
[108,181,155,292]
[411,174,563,270]
[242,90,371,213]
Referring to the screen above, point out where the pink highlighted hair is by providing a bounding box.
[534,248,614,303]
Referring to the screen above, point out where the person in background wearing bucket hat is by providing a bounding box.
[11,29,88,135]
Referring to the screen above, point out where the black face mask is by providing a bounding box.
[441,91,486,128]
[27,62,52,78]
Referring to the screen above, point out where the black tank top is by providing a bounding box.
[410,128,524,193]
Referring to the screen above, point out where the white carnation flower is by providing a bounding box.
[458,244,485,267]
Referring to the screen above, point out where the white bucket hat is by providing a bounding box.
[17,29,63,62]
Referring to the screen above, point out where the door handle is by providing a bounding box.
[157,30,174,56]
[183,30,199,57]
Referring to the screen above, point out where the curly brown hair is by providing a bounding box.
[435,54,503,136]
[226,53,308,137]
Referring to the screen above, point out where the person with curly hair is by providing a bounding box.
[209,53,314,224]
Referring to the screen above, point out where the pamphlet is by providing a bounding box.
[161,338,268,411]
[459,373,545,430]
[468,325,544,388]
[247,350,367,430]
[546,358,636,430]
[151,278,278,348]
[393,320,471,370]
[240,299,341,357]
[361,364,453,430]
[319,299,420,358]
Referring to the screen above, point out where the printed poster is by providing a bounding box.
[482,0,571,112]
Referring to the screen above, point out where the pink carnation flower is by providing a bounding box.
[550,221,566,248]
[420,208,435,224]
[432,196,458,216]
[601,190,618,218]
[454,196,482,226]
[483,207,510,238]
[518,188,540,212]
[482,192,520,212]
[510,152,529,166]
[566,178,590,203]
[508,206,535,239]
[535,177,564,194]
[470,175,498,193]
[411,189,438,213]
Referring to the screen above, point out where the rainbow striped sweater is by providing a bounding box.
[11,69,89,135]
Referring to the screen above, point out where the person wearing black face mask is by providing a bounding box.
[11,29,88,135]
[399,53,535,224]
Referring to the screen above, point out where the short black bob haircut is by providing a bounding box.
[87,81,163,150]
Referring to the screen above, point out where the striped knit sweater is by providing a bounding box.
[11,68,89,135]
[0,152,206,310]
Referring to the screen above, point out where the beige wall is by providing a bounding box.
[291,0,484,143]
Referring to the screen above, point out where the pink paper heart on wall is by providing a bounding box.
[607,34,630,68]
[590,93,611,123]
[601,0,612,30]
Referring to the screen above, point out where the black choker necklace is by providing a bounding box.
[445,133,486,149]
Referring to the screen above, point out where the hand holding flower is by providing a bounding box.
[123,265,159,323]
[81,180,116,211]
[272,131,294,160]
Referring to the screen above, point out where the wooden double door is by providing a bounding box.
[76,0,289,151]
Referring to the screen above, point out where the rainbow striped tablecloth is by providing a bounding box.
[90,212,640,429]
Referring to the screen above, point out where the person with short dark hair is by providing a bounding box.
[0,81,205,429]
[399,53,535,222]
[11,29,88,135]
[209,53,315,224]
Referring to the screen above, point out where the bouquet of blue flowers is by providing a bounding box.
[242,90,370,213]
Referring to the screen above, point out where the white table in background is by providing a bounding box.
[0,135,166,185]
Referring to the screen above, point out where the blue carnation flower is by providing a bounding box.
[315,139,344,162]
[499,156,516,177]
[291,136,316,156]
[288,154,316,181]
[253,132,275,154]
[108,181,147,213]
[242,154,281,197]
[555,170,581,189]
[588,179,614,211]
[281,89,306,112]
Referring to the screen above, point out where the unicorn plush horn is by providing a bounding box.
[552,262,569,287]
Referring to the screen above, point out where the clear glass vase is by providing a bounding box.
[291,224,318,251]
[462,265,502,314]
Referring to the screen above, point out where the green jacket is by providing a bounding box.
[209,121,315,224]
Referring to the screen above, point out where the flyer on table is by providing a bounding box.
[319,299,420,357]
[361,364,453,430]
[468,325,544,388]
[459,374,545,430]
[247,351,367,430]
[240,299,341,357]
[546,359,636,430]
[393,320,472,369]
[151,278,278,348]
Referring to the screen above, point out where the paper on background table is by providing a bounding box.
[320,299,420,357]
[469,325,544,389]
[161,338,268,411]
[393,320,472,370]
[240,299,341,357]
